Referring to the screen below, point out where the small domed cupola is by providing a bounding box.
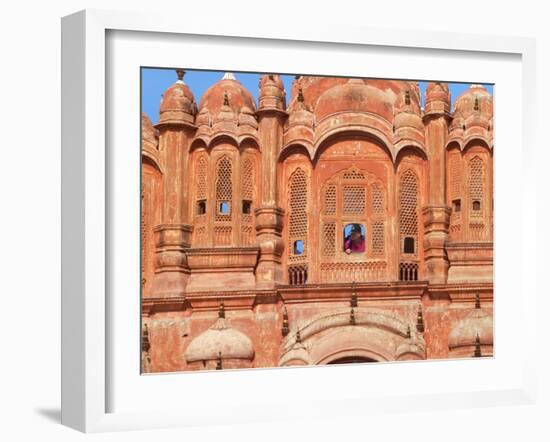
[184,303,255,365]
[393,84,425,149]
[448,295,493,357]
[282,86,315,153]
[449,110,466,140]
[237,105,259,131]
[452,85,493,144]
[141,113,158,151]
[157,69,197,127]
[258,74,286,111]
[424,82,450,117]
[287,87,314,128]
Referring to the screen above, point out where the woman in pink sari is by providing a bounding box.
[344,224,365,254]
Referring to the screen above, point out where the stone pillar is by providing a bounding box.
[151,70,197,297]
[255,75,287,287]
[422,83,451,283]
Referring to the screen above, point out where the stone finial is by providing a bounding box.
[405,90,411,106]
[222,72,236,80]
[141,323,151,353]
[475,294,481,309]
[218,302,226,319]
[416,306,425,333]
[474,96,480,111]
[282,306,289,337]
[176,69,185,83]
[406,325,412,339]
[216,351,223,370]
[349,308,356,326]
[296,328,302,344]
[473,333,482,357]
[297,87,305,103]
[223,91,230,107]
[351,282,358,308]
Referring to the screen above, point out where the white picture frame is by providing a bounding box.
[61,9,538,433]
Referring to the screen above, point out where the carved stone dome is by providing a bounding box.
[184,316,255,362]
[448,306,493,349]
[158,70,197,125]
[199,73,256,119]
[453,84,493,120]
[314,79,394,123]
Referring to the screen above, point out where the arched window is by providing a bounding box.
[318,167,387,283]
[399,169,419,281]
[287,168,308,284]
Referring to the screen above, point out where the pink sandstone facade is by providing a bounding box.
[141,70,494,372]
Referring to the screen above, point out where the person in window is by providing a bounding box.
[344,224,365,254]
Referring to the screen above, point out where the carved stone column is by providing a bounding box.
[422,83,451,283]
[255,75,287,287]
[151,70,197,297]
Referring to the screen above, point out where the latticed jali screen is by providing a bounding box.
[287,168,308,283]
[193,155,208,245]
[448,151,462,239]
[469,156,484,217]
[288,168,308,260]
[215,156,233,222]
[398,170,419,280]
[468,156,489,241]
[399,170,419,254]
[240,157,255,245]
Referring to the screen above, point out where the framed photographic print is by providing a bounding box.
[62,9,538,433]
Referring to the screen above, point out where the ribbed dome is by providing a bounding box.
[314,79,394,122]
[453,84,493,119]
[158,71,196,125]
[199,74,256,117]
[448,307,493,349]
[184,316,255,362]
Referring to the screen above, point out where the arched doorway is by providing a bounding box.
[327,356,377,365]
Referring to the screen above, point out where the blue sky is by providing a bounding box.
[141,67,493,124]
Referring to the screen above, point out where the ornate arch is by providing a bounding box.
[312,129,394,165]
[278,308,425,366]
